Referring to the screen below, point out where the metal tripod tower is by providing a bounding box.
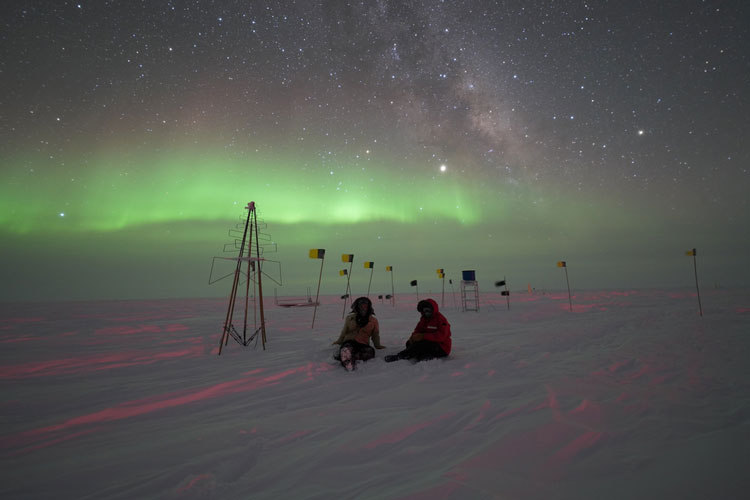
[217,202,267,354]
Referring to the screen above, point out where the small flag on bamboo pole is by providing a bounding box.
[364,262,375,296]
[437,269,446,306]
[339,269,348,276]
[685,248,703,316]
[341,255,354,317]
[386,266,395,306]
[557,261,572,312]
[309,249,325,259]
[495,278,510,309]
[308,249,326,328]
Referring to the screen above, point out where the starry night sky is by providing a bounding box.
[1,0,748,301]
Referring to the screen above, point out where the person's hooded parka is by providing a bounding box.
[412,298,452,355]
[333,297,384,348]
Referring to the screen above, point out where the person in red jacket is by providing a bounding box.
[385,298,451,363]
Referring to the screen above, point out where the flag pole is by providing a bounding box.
[558,261,572,312]
[441,273,445,308]
[688,248,703,317]
[495,278,510,310]
[388,266,395,307]
[346,259,353,307]
[366,262,374,297]
[437,269,445,308]
[310,250,325,329]
[342,254,354,318]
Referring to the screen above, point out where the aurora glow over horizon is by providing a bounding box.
[2,1,749,301]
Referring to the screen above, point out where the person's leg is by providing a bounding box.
[354,343,376,362]
[384,343,418,362]
[390,340,446,362]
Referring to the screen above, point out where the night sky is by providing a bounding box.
[2,1,748,301]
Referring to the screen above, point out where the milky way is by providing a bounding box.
[1,1,748,300]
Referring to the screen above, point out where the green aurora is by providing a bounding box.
[2,147,745,302]
[1,149,497,233]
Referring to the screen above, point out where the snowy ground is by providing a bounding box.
[1,289,749,499]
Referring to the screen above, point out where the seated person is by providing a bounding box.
[332,296,385,371]
[385,298,451,363]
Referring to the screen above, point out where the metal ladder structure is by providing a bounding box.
[460,270,480,312]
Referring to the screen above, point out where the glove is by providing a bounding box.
[410,332,424,343]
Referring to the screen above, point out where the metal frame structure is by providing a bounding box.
[216,202,267,354]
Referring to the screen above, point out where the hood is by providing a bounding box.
[417,298,440,314]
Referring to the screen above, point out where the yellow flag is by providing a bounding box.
[308,249,325,259]
[364,261,374,269]
[339,269,348,276]
[342,254,354,263]
[386,266,392,272]
[685,248,696,256]
[436,268,444,274]
[557,261,567,267]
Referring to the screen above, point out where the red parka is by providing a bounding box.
[411,298,452,355]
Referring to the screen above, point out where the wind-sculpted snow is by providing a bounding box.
[1,290,748,499]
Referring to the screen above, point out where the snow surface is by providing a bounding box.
[1,289,749,499]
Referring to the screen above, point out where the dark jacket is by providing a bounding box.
[411,298,451,355]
